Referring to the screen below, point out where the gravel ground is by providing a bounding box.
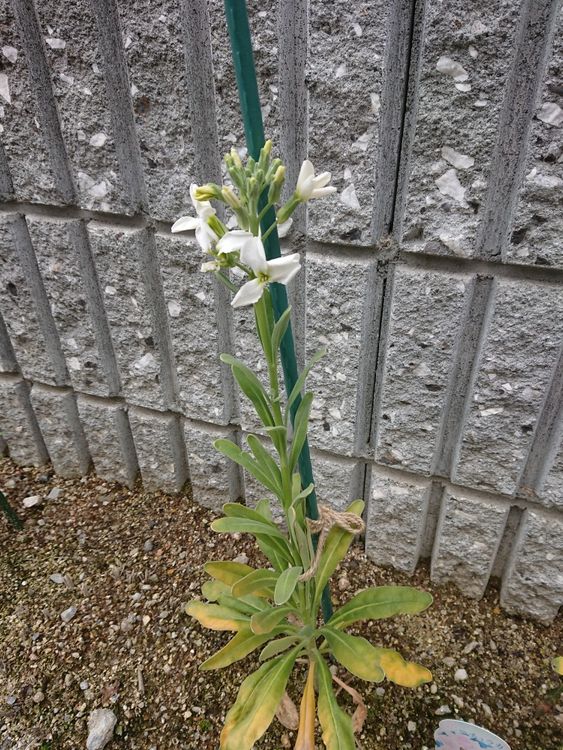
[0,456,561,750]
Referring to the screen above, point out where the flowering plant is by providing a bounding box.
[179,141,432,749]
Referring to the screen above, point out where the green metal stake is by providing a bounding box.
[224,0,333,622]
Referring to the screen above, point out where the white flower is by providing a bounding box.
[171,184,217,251]
[216,230,253,255]
[295,160,336,201]
[278,218,293,237]
[231,237,300,308]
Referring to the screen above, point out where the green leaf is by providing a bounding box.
[250,605,295,635]
[329,586,433,629]
[246,434,283,491]
[221,503,293,568]
[214,439,281,495]
[254,534,294,571]
[313,500,365,606]
[223,502,278,526]
[254,498,273,522]
[211,516,286,540]
[263,424,287,459]
[289,392,314,471]
[200,627,272,671]
[271,307,292,353]
[321,627,384,682]
[185,601,249,631]
[286,348,327,413]
[202,580,266,614]
[204,560,254,585]
[231,569,278,598]
[259,635,300,661]
[220,649,299,750]
[220,354,274,427]
[313,651,355,750]
[274,566,303,605]
[202,579,230,602]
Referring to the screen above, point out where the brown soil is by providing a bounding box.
[0,456,561,750]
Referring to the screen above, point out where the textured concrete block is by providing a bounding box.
[128,406,188,493]
[431,491,509,599]
[0,216,58,384]
[30,384,91,477]
[87,224,166,409]
[155,233,225,423]
[375,267,468,473]
[500,509,563,622]
[455,280,563,495]
[506,12,563,267]
[306,253,366,455]
[31,0,129,213]
[27,217,111,395]
[306,0,387,245]
[365,473,429,574]
[312,454,356,512]
[184,422,237,511]
[77,395,138,487]
[0,1,61,203]
[402,2,518,258]
[114,0,196,220]
[0,377,48,466]
[541,444,563,510]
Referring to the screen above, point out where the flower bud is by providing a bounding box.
[221,186,242,210]
[194,183,223,201]
[229,147,242,169]
[268,165,285,204]
[258,139,272,171]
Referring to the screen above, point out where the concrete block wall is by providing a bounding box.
[0,0,562,621]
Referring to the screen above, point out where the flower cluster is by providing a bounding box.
[171,142,336,308]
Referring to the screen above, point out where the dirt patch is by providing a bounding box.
[0,456,561,749]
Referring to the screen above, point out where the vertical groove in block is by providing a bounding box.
[67,221,122,395]
[77,395,138,488]
[372,0,427,240]
[26,217,118,396]
[419,479,445,559]
[87,0,147,211]
[11,0,77,202]
[0,376,49,465]
[155,234,225,424]
[517,344,563,504]
[30,384,91,477]
[87,225,166,410]
[455,280,563,496]
[432,276,495,478]
[183,422,238,511]
[490,505,523,579]
[129,406,188,494]
[475,0,560,261]
[0,216,60,384]
[500,509,563,622]
[431,492,509,599]
[365,472,429,574]
[0,309,18,373]
[375,267,468,474]
[11,216,70,384]
[179,0,238,423]
[0,142,14,199]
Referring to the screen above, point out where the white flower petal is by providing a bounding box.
[195,222,218,251]
[201,260,219,272]
[312,171,332,189]
[311,186,337,199]
[231,278,265,307]
[217,229,253,254]
[189,182,215,218]
[171,215,199,233]
[240,237,268,273]
[296,160,315,190]
[266,253,301,284]
[277,218,293,238]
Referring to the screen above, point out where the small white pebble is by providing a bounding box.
[2,46,18,63]
[89,132,107,148]
[45,37,66,50]
[61,606,77,623]
[435,705,451,716]
[430,683,438,694]
[407,720,416,732]
[23,495,42,508]
[455,668,468,681]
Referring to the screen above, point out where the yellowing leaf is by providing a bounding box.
[185,601,249,632]
[314,652,355,750]
[330,586,432,629]
[552,656,563,676]
[202,579,230,601]
[321,627,384,682]
[373,647,432,688]
[231,569,278,598]
[250,605,294,635]
[294,661,316,750]
[204,560,254,585]
[200,627,271,671]
[220,649,299,750]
